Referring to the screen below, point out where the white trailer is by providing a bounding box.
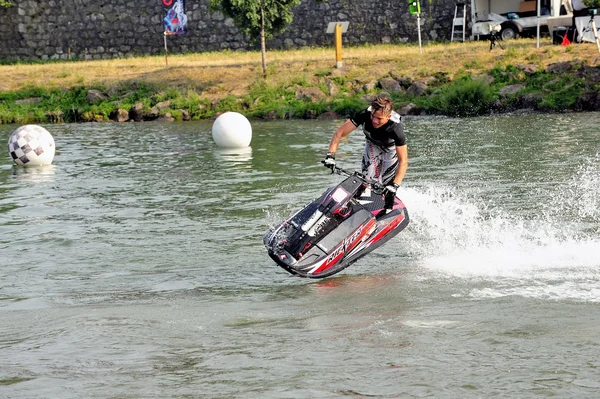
[470,0,572,40]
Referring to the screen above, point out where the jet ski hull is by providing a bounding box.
[264,170,409,278]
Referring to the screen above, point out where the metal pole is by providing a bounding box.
[591,16,600,53]
[164,32,168,66]
[462,4,466,42]
[335,23,343,68]
[536,0,541,48]
[417,14,423,54]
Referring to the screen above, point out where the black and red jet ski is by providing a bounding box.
[264,165,409,278]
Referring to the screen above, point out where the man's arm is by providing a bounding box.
[328,119,357,154]
[392,144,408,185]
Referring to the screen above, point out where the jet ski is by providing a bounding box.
[264,165,409,278]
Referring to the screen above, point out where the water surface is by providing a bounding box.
[1,114,599,398]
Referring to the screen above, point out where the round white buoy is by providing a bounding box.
[212,112,252,148]
[8,125,56,166]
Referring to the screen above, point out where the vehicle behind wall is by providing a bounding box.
[469,0,569,40]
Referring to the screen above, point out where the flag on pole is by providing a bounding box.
[163,0,188,35]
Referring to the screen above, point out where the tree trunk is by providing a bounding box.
[260,3,267,79]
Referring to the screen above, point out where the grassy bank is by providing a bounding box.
[1,38,599,123]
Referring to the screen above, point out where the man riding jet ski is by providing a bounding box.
[264,93,409,278]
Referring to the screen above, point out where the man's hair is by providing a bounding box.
[371,93,393,115]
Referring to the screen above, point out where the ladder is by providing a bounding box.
[451,2,466,42]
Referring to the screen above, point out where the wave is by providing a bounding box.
[400,157,600,302]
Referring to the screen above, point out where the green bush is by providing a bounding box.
[538,78,585,110]
[169,109,183,121]
[330,96,366,117]
[214,95,244,114]
[488,64,522,85]
[153,87,181,102]
[427,77,497,117]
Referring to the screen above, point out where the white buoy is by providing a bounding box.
[8,125,56,166]
[212,112,252,148]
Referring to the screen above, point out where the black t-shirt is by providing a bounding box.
[350,108,406,148]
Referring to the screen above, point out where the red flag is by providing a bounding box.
[561,33,571,46]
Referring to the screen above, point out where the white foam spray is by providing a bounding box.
[399,156,600,302]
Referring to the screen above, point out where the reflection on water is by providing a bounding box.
[10,164,56,182]
[212,146,253,164]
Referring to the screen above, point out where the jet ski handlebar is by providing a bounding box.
[321,161,385,192]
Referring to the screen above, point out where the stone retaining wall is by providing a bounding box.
[0,0,457,61]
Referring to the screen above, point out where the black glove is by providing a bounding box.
[383,183,399,209]
[323,152,336,171]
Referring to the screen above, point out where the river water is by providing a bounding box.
[1,113,599,398]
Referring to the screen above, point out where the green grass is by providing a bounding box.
[0,41,598,123]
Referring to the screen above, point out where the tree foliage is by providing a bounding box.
[584,0,600,7]
[210,0,300,42]
[0,0,14,8]
[209,0,302,78]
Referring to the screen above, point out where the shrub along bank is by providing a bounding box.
[0,59,598,124]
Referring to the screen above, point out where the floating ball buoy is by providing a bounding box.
[8,124,56,166]
[212,112,252,148]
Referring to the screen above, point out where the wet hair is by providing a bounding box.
[371,93,393,115]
